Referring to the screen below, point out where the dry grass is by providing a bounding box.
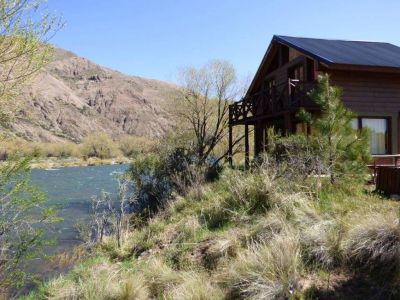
[301,219,344,270]
[142,258,184,296]
[45,261,149,300]
[223,168,277,215]
[165,272,224,300]
[343,213,400,282]
[223,231,301,300]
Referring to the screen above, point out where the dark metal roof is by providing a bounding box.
[274,35,400,68]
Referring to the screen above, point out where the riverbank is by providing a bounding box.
[28,156,132,169]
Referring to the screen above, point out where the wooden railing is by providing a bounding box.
[229,80,317,125]
[370,155,400,195]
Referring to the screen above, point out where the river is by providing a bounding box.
[24,164,130,291]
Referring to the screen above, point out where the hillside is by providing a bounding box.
[9,48,179,142]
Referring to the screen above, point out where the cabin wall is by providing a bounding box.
[329,70,400,154]
[329,71,400,113]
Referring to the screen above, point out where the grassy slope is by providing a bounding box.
[24,168,400,300]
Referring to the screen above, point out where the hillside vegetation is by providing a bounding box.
[24,158,400,299]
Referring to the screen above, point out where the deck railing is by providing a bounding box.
[229,80,317,125]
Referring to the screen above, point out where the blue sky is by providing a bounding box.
[47,0,400,83]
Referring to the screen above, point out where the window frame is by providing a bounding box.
[353,116,392,155]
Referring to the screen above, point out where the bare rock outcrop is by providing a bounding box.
[8,47,179,142]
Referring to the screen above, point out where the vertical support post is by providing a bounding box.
[397,111,400,154]
[245,124,250,169]
[284,113,292,135]
[228,124,233,167]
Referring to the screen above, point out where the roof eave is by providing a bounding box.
[245,36,277,97]
[325,63,400,74]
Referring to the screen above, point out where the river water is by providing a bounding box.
[25,164,130,288]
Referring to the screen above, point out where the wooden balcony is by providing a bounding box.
[229,80,317,125]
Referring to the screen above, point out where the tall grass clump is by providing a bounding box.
[225,168,276,214]
[166,272,224,300]
[224,232,301,300]
[43,261,149,300]
[343,213,400,282]
[142,258,184,297]
[301,219,344,270]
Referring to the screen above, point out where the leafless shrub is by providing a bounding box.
[170,163,206,198]
[83,175,136,248]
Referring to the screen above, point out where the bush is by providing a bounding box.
[129,154,171,215]
[0,157,59,294]
[267,134,327,180]
[343,213,400,282]
[221,168,277,216]
[118,135,156,157]
[129,147,216,217]
[80,133,120,159]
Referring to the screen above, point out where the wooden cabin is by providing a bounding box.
[228,35,400,167]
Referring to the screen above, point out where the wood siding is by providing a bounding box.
[328,70,400,113]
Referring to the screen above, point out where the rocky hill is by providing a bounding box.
[10,48,179,142]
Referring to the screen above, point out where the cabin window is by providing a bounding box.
[264,78,276,93]
[306,59,315,81]
[281,45,289,65]
[352,117,389,155]
[289,64,304,81]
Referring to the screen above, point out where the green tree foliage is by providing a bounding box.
[0,0,63,126]
[298,74,370,184]
[0,157,60,293]
[0,0,62,295]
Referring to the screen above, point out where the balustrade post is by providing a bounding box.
[245,124,250,169]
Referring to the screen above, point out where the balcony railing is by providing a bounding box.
[229,80,317,124]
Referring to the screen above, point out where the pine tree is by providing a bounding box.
[298,74,370,184]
